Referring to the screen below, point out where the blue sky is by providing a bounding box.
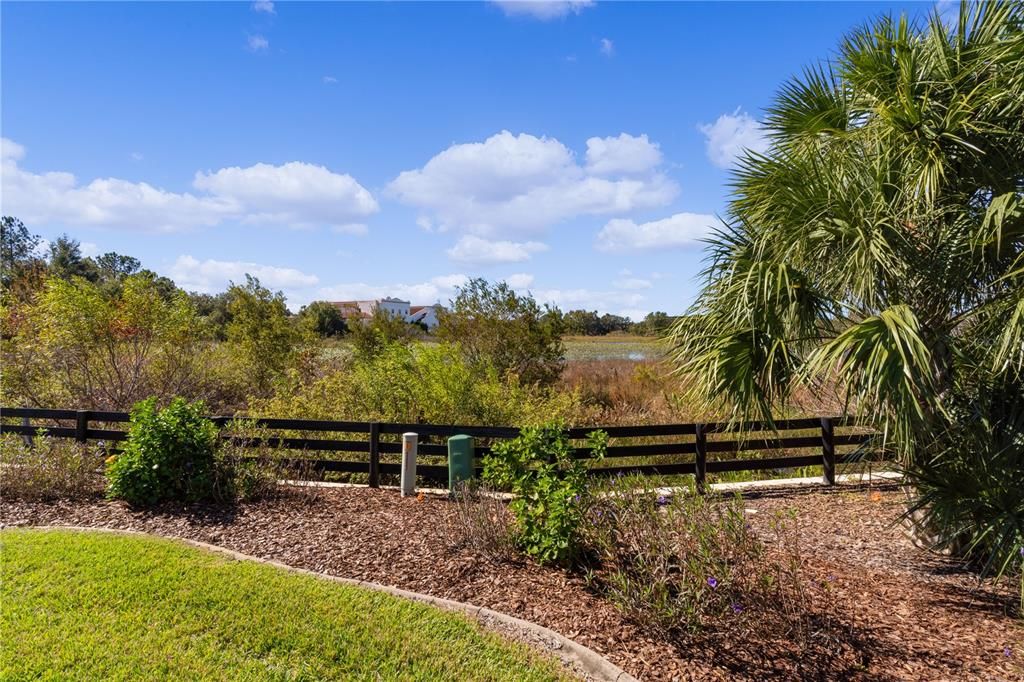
[2,0,932,316]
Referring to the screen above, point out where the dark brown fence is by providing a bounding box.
[0,407,879,489]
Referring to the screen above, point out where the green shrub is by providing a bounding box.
[252,341,582,427]
[902,385,1024,612]
[0,434,104,500]
[106,397,219,505]
[482,423,605,565]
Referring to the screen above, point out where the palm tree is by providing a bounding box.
[670,2,1024,574]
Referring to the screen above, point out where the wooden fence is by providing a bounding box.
[0,407,878,489]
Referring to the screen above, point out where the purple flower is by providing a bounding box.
[1005,647,1012,658]
[731,603,743,614]
[656,495,669,507]
[827,575,835,582]
[707,577,718,589]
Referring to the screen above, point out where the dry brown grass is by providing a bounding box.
[561,358,849,426]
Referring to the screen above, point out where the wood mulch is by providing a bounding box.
[2,483,1021,681]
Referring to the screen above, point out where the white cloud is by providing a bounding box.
[492,1,594,20]
[505,273,535,289]
[388,130,677,236]
[169,255,320,294]
[2,138,25,162]
[698,108,769,169]
[194,162,378,229]
[613,277,652,290]
[447,235,548,265]
[317,274,469,306]
[599,38,614,56]
[252,1,275,13]
[323,75,338,84]
[130,152,144,161]
[596,211,716,252]
[247,34,269,52]
[0,138,378,232]
[80,242,100,258]
[331,223,368,235]
[585,133,661,175]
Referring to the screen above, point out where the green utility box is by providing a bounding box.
[447,434,474,492]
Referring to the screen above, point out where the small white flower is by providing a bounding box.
[152,464,159,470]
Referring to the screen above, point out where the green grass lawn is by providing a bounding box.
[0,529,571,681]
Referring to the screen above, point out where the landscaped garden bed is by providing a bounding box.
[3,483,1020,681]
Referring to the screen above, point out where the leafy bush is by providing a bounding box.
[903,385,1024,604]
[438,278,565,386]
[224,275,303,396]
[482,423,606,565]
[348,307,421,361]
[0,434,104,500]
[252,341,582,427]
[106,397,219,505]
[2,273,209,410]
[296,301,348,338]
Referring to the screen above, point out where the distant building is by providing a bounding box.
[407,304,442,330]
[330,298,442,330]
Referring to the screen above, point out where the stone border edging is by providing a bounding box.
[25,525,638,682]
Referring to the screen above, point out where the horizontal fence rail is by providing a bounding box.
[1,407,881,489]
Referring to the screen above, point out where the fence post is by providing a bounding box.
[21,416,32,447]
[694,423,707,494]
[821,417,836,486]
[75,410,89,443]
[368,422,380,488]
[401,432,417,497]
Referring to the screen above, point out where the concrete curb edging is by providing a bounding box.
[24,525,638,682]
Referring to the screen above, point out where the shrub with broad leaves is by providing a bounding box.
[482,422,606,565]
[105,397,218,505]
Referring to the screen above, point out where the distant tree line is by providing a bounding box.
[561,309,675,337]
[3,217,677,342]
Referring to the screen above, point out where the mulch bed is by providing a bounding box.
[3,483,1021,681]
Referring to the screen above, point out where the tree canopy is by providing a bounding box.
[438,278,565,385]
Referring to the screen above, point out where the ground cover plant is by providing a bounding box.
[0,434,104,500]
[582,477,858,673]
[0,529,570,682]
